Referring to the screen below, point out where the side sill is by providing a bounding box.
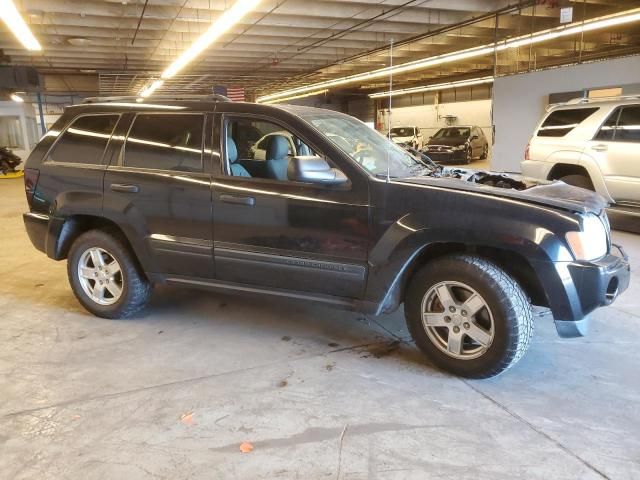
[151,273,378,314]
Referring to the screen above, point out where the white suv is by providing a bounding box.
[521,97,640,208]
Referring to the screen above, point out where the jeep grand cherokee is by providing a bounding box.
[23,95,630,378]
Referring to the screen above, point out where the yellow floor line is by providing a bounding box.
[0,171,24,179]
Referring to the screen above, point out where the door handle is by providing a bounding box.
[110,183,139,193]
[220,194,255,206]
[591,144,608,152]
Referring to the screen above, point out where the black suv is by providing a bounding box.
[23,96,630,378]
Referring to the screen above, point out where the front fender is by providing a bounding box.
[364,211,575,313]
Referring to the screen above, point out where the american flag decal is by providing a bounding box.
[226,87,246,102]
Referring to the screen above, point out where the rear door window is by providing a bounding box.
[537,107,599,137]
[614,106,640,143]
[48,114,119,165]
[124,113,204,171]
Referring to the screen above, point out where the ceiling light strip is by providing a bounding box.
[139,79,164,98]
[0,0,41,51]
[162,0,262,80]
[369,76,494,99]
[257,7,640,103]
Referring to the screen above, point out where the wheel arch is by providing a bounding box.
[55,215,137,262]
[376,241,548,315]
[547,163,590,181]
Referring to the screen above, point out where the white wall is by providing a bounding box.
[492,55,640,172]
[385,99,493,145]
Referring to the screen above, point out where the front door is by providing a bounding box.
[103,112,215,279]
[211,113,370,299]
[586,105,640,203]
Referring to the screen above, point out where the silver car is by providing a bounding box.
[521,96,640,210]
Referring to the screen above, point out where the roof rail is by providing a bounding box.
[546,94,640,110]
[81,94,231,104]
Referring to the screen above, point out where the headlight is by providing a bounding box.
[565,214,608,261]
[454,145,466,151]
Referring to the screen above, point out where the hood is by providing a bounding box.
[426,137,468,147]
[396,168,608,214]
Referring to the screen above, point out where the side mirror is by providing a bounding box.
[471,135,479,140]
[288,156,348,186]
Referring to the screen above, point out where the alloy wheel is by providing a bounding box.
[421,281,495,360]
[77,247,123,305]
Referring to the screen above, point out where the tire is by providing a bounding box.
[67,229,151,319]
[559,174,594,191]
[404,254,533,379]
[480,144,488,160]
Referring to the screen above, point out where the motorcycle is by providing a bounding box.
[0,146,22,174]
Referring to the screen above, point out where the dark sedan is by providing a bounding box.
[423,126,489,164]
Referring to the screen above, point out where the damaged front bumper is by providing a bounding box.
[538,244,630,338]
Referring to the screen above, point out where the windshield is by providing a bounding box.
[433,127,470,139]
[390,127,415,137]
[302,112,433,178]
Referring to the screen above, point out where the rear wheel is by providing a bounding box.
[68,230,151,319]
[559,173,594,191]
[405,255,533,378]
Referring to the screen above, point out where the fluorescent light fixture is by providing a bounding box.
[369,76,494,99]
[258,7,640,103]
[259,89,328,104]
[0,0,42,51]
[10,93,24,102]
[139,79,164,98]
[161,0,262,80]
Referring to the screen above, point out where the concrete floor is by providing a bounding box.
[1,176,639,480]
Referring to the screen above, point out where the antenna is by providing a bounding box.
[386,38,393,184]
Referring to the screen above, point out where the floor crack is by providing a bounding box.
[462,380,611,480]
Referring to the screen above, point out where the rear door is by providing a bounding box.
[103,112,215,279]
[586,105,640,203]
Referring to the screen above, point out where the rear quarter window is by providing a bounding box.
[48,114,119,165]
[537,107,599,137]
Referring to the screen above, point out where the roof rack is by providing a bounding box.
[81,94,231,104]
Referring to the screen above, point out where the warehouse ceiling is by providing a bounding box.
[0,0,639,98]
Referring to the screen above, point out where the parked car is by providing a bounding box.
[423,126,488,164]
[23,96,629,379]
[521,97,640,215]
[390,126,423,150]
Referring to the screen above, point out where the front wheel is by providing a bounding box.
[480,144,488,160]
[68,229,151,319]
[405,255,533,378]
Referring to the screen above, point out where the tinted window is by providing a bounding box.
[615,106,640,142]
[49,114,119,164]
[537,107,599,137]
[594,108,620,141]
[124,114,203,171]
